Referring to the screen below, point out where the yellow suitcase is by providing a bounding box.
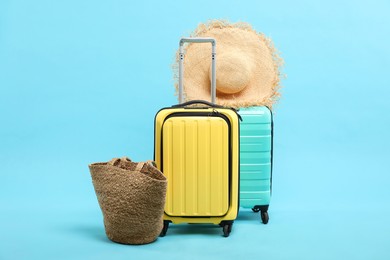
[154,38,240,237]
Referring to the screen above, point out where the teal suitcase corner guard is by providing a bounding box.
[238,106,273,224]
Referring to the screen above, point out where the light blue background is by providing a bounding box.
[1,0,389,259]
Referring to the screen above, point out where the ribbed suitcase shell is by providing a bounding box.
[238,106,272,210]
[154,107,240,225]
[163,116,229,217]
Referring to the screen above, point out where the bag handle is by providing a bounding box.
[108,158,121,166]
[135,161,158,172]
[179,37,216,104]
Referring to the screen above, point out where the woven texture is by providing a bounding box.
[89,157,167,245]
[174,20,284,109]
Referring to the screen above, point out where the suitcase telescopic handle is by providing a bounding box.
[179,37,216,104]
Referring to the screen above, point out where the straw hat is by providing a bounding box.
[174,20,283,108]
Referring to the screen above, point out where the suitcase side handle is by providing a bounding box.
[179,37,216,104]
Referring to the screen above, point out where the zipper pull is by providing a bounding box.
[230,107,242,121]
[209,109,219,117]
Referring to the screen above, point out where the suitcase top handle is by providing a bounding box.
[171,99,242,121]
[179,37,216,104]
[171,100,223,108]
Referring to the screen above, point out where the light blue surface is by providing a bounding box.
[1,0,390,259]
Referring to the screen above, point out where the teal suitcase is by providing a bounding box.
[238,106,273,224]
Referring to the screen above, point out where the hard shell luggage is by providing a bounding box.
[154,38,240,237]
[238,106,273,224]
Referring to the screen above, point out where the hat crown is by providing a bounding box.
[211,52,253,94]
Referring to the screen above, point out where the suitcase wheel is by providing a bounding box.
[261,211,269,224]
[222,223,233,237]
[252,206,270,224]
[160,220,170,237]
[252,207,260,213]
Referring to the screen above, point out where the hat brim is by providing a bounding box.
[173,20,283,109]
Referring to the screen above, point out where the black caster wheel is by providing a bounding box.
[160,221,169,237]
[222,223,233,237]
[252,207,260,213]
[261,211,269,224]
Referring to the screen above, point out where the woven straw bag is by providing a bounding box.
[89,157,167,245]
